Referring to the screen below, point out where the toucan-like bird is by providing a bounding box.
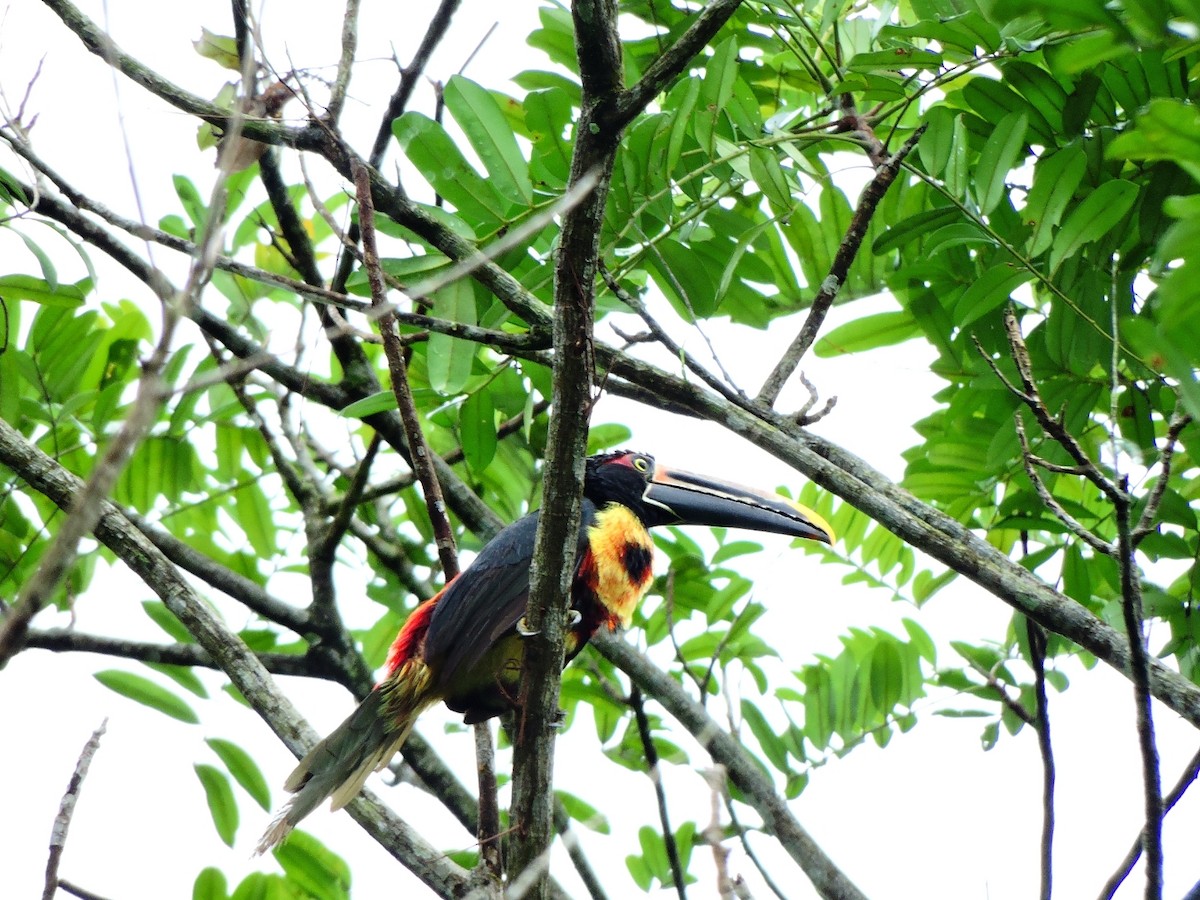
[257,450,832,849]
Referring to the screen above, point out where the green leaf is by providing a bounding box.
[271,830,352,900]
[174,175,208,229]
[954,267,1031,330]
[815,310,921,356]
[194,28,240,70]
[587,423,632,452]
[145,663,209,698]
[392,113,509,223]
[556,790,611,834]
[192,867,229,900]
[234,482,276,558]
[206,738,271,810]
[0,274,87,307]
[1108,98,1200,181]
[748,147,793,214]
[1024,145,1086,256]
[459,390,497,476]
[194,764,239,847]
[973,111,1027,214]
[918,106,956,177]
[426,279,476,395]
[142,600,194,643]
[94,670,199,723]
[1049,179,1138,272]
[872,206,960,254]
[444,75,532,205]
[696,37,737,154]
[741,700,790,771]
[14,230,59,289]
[848,48,943,71]
[339,390,397,419]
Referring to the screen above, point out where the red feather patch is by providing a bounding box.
[382,581,452,680]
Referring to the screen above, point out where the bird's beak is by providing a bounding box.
[643,465,834,544]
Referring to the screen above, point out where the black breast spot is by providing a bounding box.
[622,543,653,584]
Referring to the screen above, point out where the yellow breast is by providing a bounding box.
[586,504,655,628]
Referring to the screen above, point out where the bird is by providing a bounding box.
[257,450,832,850]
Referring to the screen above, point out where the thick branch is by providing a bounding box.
[586,344,1200,733]
[509,2,624,893]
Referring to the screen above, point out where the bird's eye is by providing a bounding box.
[633,456,650,472]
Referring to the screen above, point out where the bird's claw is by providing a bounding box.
[517,610,580,636]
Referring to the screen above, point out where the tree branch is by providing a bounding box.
[43,720,106,900]
[0,416,473,897]
[508,1,625,892]
[26,629,319,678]
[757,126,925,407]
[594,633,867,900]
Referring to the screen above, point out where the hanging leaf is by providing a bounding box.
[194,764,239,847]
[426,279,477,395]
[1049,179,1139,271]
[445,75,532,206]
[94,670,199,724]
[460,390,497,476]
[206,738,271,810]
[973,111,1027,214]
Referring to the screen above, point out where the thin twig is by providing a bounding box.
[354,163,460,579]
[57,882,113,900]
[757,125,925,406]
[1115,479,1163,900]
[1028,621,1054,900]
[43,720,107,900]
[1132,411,1193,545]
[630,686,687,900]
[327,0,360,124]
[1098,744,1200,900]
[1000,308,1122,503]
[1013,413,1116,558]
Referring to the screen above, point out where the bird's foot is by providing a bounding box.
[516,616,539,637]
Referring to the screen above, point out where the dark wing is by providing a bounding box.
[423,503,596,691]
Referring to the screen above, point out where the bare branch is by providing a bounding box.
[757,126,925,406]
[615,0,745,130]
[1099,743,1200,900]
[1028,621,1055,900]
[1132,411,1193,545]
[327,0,360,124]
[1014,413,1116,558]
[509,0,624,888]
[0,417,472,895]
[43,720,106,900]
[1000,307,1121,503]
[630,685,687,900]
[595,632,868,900]
[26,629,319,678]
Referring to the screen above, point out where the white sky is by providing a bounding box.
[1,2,1198,898]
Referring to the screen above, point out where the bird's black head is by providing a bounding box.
[583,450,833,543]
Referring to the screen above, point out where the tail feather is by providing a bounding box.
[255,664,436,853]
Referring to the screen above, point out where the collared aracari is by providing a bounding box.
[257,450,832,849]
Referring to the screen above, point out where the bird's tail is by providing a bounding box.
[255,662,435,853]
